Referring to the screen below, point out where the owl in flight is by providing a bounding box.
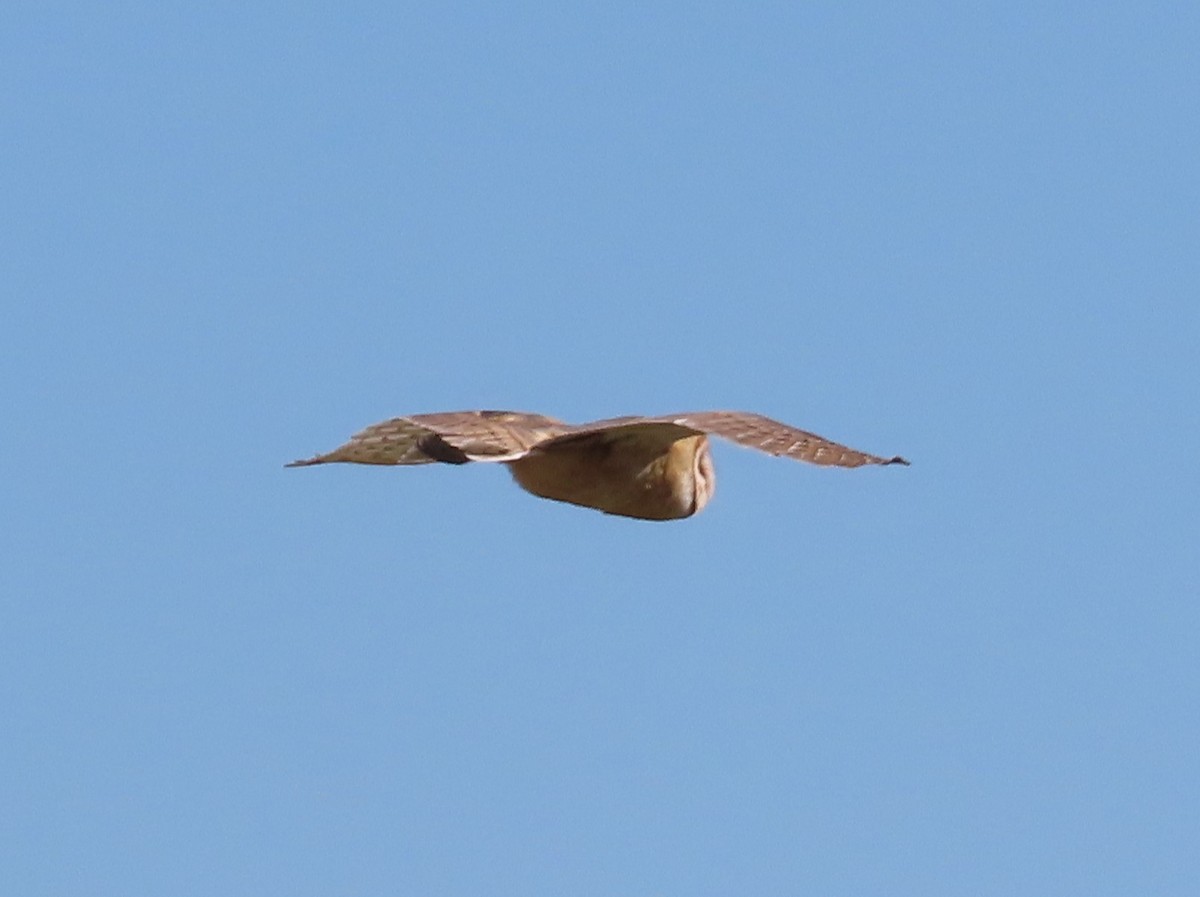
[287,410,908,521]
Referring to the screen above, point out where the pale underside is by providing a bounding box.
[287,410,909,521]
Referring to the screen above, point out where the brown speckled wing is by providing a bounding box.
[285,410,571,467]
[656,411,910,468]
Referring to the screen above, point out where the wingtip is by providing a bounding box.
[885,455,911,466]
[284,457,321,468]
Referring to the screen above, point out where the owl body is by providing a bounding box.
[509,433,714,520]
[287,409,907,521]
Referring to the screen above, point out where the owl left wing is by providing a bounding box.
[286,410,570,467]
[653,411,910,468]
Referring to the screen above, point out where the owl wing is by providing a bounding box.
[530,416,702,455]
[285,410,571,467]
[657,411,910,468]
[524,412,907,467]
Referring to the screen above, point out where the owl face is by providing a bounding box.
[690,436,717,515]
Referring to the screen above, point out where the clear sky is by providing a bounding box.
[3,3,1197,895]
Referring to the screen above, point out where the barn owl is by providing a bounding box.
[287,410,908,521]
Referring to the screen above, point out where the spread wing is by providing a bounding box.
[530,412,902,470]
[661,411,909,467]
[539,411,908,468]
[285,410,571,467]
[286,409,908,469]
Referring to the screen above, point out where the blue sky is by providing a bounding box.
[3,3,1197,895]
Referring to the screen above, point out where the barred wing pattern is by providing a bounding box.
[536,412,909,468]
[285,410,570,467]
[666,412,909,468]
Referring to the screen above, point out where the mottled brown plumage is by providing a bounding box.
[287,410,908,520]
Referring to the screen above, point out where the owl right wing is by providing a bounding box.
[285,410,571,467]
[661,411,910,468]
[514,411,909,469]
